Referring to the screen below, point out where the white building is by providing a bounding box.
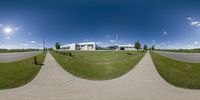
[118,44,136,50]
[61,42,96,51]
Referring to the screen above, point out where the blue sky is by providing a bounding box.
[0,0,200,49]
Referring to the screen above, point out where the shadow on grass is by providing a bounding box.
[126,53,133,55]
[36,63,45,66]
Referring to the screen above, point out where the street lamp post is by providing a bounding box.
[43,35,45,52]
[116,33,118,51]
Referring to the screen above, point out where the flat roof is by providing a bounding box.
[62,42,95,47]
[77,42,96,45]
[118,44,135,47]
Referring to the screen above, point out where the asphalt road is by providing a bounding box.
[154,51,200,63]
[0,51,42,63]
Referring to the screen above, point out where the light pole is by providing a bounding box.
[116,33,118,51]
[43,34,45,52]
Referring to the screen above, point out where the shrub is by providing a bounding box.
[65,52,68,55]
[69,52,72,57]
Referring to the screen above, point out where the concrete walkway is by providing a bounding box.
[0,52,200,100]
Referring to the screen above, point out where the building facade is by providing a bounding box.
[118,44,136,50]
[61,42,96,51]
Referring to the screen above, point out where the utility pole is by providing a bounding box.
[43,35,45,52]
[116,33,118,51]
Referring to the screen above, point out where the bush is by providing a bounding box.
[69,52,72,57]
[54,51,73,57]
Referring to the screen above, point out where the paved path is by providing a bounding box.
[0,51,42,63]
[0,52,200,100]
[154,51,200,63]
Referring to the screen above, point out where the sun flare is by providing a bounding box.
[3,27,13,34]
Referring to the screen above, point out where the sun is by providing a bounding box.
[3,27,13,34]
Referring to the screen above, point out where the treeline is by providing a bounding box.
[0,49,40,53]
[96,41,156,51]
[157,48,200,53]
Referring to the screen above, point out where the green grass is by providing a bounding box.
[150,52,200,89]
[51,51,145,80]
[0,52,46,89]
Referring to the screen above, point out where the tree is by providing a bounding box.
[143,44,148,51]
[152,45,155,50]
[55,42,61,50]
[134,41,141,51]
[48,48,54,51]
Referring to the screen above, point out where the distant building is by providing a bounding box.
[61,42,96,51]
[118,44,136,50]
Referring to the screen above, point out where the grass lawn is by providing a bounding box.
[150,52,200,89]
[51,51,145,80]
[0,52,46,89]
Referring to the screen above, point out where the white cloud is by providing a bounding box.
[96,42,104,45]
[0,43,43,49]
[14,27,19,31]
[110,39,115,43]
[118,40,122,43]
[96,41,133,48]
[96,42,110,47]
[106,34,110,38]
[151,40,156,45]
[6,37,11,40]
[187,17,192,20]
[84,38,88,42]
[191,21,199,26]
[194,41,198,45]
[20,43,29,47]
[161,42,166,45]
[38,43,43,46]
[163,31,168,35]
[30,41,36,44]
[0,24,3,27]
[155,41,200,49]
[175,43,180,45]
[28,32,32,35]
[187,17,200,27]
[0,45,19,49]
